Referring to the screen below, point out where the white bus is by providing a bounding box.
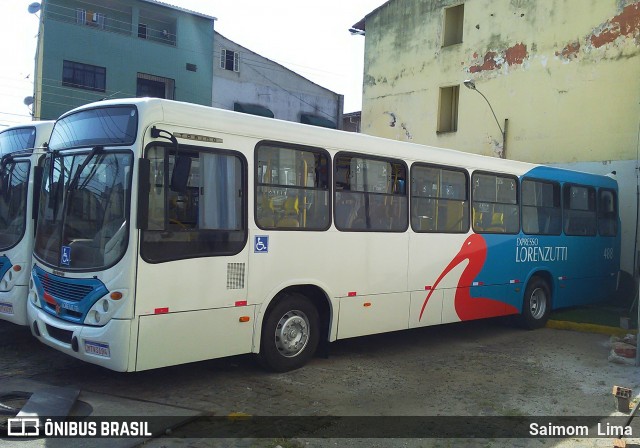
[0,121,54,325]
[27,99,620,372]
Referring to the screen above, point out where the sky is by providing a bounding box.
[0,0,388,129]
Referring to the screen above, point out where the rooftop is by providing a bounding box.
[139,0,217,21]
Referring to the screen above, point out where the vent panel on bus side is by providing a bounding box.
[226,263,245,289]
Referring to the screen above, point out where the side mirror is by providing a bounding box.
[170,155,191,193]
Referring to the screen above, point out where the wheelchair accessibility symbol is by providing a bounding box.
[61,246,71,266]
[254,236,269,253]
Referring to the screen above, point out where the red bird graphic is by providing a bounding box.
[419,234,520,321]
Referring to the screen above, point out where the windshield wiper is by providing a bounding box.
[68,146,103,191]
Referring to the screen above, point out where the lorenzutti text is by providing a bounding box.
[515,238,568,263]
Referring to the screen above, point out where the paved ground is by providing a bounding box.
[0,317,638,447]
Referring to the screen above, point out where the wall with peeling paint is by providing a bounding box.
[360,0,640,275]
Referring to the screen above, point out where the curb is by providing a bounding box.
[547,319,638,337]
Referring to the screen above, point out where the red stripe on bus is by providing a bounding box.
[154,307,169,314]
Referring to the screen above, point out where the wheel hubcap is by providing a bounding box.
[529,287,547,319]
[274,310,310,358]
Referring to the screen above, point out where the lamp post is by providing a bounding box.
[463,79,508,159]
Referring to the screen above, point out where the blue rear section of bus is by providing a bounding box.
[474,165,620,312]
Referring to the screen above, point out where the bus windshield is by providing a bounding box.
[34,150,133,270]
[48,106,138,150]
[0,127,36,157]
[0,158,30,250]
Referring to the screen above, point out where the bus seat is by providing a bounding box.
[277,197,300,228]
[258,216,275,228]
[277,216,299,227]
[258,196,276,228]
[283,196,299,214]
[486,212,505,232]
[445,201,463,231]
[473,209,484,231]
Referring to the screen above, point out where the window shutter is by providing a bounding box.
[220,50,226,69]
[76,9,86,24]
[233,52,239,72]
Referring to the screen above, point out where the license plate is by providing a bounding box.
[84,340,111,358]
[0,302,13,315]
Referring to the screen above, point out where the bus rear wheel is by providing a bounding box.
[519,276,551,330]
[258,292,319,372]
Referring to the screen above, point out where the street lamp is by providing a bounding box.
[463,79,508,159]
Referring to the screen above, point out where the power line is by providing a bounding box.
[0,110,32,119]
[244,64,337,121]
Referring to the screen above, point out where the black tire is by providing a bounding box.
[258,292,320,372]
[519,276,551,329]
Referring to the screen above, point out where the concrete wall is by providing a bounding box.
[360,0,640,275]
[36,0,214,120]
[212,32,343,127]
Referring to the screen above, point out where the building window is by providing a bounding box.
[62,60,106,92]
[437,86,459,133]
[443,4,464,47]
[136,73,174,100]
[138,23,148,39]
[220,49,239,72]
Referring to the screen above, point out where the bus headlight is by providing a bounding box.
[84,290,126,326]
[0,264,25,291]
[89,310,101,324]
[0,271,12,292]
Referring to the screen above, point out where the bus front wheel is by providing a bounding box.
[258,293,320,372]
[519,276,551,330]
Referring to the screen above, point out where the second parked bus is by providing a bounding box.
[0,121,54,325]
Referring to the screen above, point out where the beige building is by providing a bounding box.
[354,0,640,276]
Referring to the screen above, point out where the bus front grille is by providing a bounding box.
[36,272,94,302]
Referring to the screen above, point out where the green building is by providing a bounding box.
[34,0,215,120]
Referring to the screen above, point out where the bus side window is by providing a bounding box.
[598,189,617,236]
[335,153,408,232]
[522,179,561,236]
[256,143,330,231]
[472,172,518,234]
[141,144,247,263]
[563,184,596,236]
[411,164,468,234]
